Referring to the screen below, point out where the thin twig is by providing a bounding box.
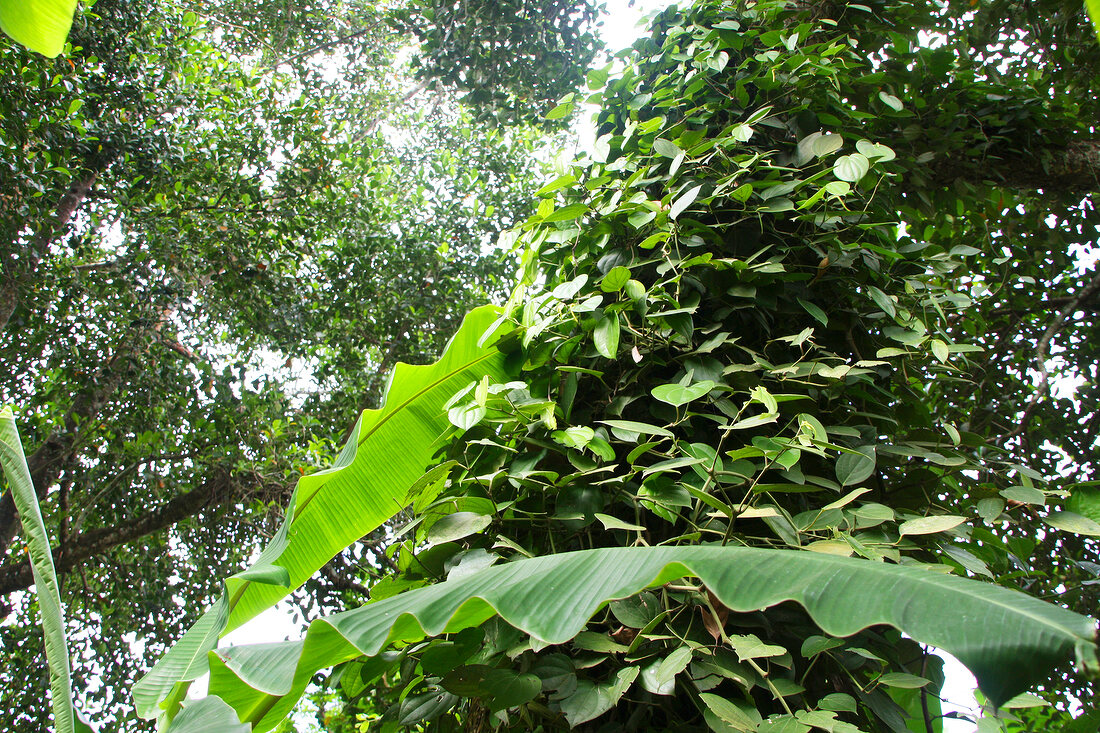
[1006,267,1100,440]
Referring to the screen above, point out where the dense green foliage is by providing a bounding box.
[143,1,1100,732]
[391,0,606,127]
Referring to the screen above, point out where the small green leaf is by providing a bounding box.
[480,669,541,712]
[638,231,670,249]
[977,498,1004,523]
[812,132,843,158]
[599,420,674,438]
[834,153,870,183]
[1000,692,1050,708]
[898,515,966,537]
[866,286,896,318]
[801,635,845,657]
[594,513,646,532]
[543,203,589,222]
[930,339,950,363]
[594,313,620,358]
[1045,511,1100,537]
[552,274,589,300]
[729,633,787,661]
[545,101,575,120]
[601,266,631,292]
[651,381,716,407]
[553,426,595,449]
[836,446,875,486]
[560,667,638,726]
[670,184,703,220]
[427,512,492,544]
[535,174,577,197]
[653,138,682,158]
[797,298,828,326]
[1000,486,1045,505]
[448,402,486,430]
[878,91,904,111]
[700,693,761,731]
[855,139,896,162]
[877,672,931,689]
[1066,486,1100,523]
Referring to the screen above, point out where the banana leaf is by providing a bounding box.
[174,545,1098,731]
[0,406,74,733]
[0,0,78,56]
[134,305,517,722]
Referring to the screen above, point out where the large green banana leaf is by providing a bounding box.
[173,546,1098,731]
[0,407,74,733]
[134,305,517,722]
[0,0,77,56]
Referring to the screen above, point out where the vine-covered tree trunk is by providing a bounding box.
[143,1,1099,732]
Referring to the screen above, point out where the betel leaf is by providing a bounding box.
[560,667,639,726]
[134,306,517,722]
[600,266,631,292]
[0,0,78,57]
[670,184,703,220]
[594,312,620,358]
[835,446,875,486]
[652,381,716,407]
[1045,511,1100,537]
[898,515,966,536]
[834,153,870,183]
[190,547,1097,730]
[855,139,896,162]
[0,407,74,733]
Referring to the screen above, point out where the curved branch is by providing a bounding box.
[1005,267,1100,440]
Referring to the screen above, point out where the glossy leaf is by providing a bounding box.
[190,546,1096,729]
[651,381,716,407]
[0,0,77,56]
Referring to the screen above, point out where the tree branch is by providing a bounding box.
[0,171,99,332]
[1005,267,1100,440]
[0,327,148,555]
[0,470,227,599]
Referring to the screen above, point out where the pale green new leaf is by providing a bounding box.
[134,306,517,721]
[0,0,77,56]
[0,406,74,733]
[188,546,1097,730]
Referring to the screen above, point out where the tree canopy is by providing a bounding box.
[2,0,1100,732]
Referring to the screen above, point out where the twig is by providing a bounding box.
[1006,267,1100,440]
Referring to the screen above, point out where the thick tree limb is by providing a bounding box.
[0,172,98,332]
[0,331,143,556]
[0,471,226,599]
[1005,267,1100,440]
[926,140,1100,196]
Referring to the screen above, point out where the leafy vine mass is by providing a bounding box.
[143,1,1100,731]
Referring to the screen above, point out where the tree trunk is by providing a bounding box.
[0,327,141,556]
[0,470,226,600]
[0,172,98,332]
